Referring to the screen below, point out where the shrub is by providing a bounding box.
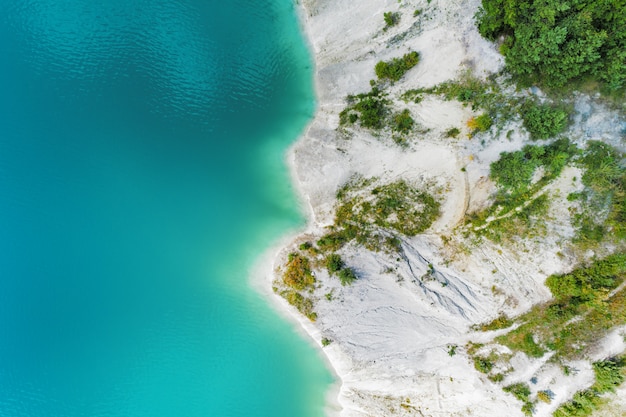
[545,253,626,301]
[521,103,568,140]
[375,52,420,82]
[445,127,460,138]
[473,356,493,373]
[537,390,552,403]
[383,11,400,30]
[467,113,493,132]
[283,253,315,290]
[448,345,457,356]
[339,88,390,130]
[338,268,357,286]
[321,337,332,347]
[592,357,625,392]
[392,109,414,134]
[503,383,531,402]
[281,290,317,321]
[325,254,344,274]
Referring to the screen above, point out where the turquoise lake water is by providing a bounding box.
[0,1,333,416]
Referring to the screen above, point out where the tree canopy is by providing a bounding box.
[476,0,626,90]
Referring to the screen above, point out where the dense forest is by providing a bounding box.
[476,0,626,91]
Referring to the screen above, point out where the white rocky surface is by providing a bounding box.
[254,0,626,416]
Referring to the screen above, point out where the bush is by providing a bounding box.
[522,103,568,140]
[467,113,493,132]
[592,357,625,393]
[281,290,317,321]
[339,88,390,130]
[473,356,493,373]
[325,254,344,274]
[392,109,414,134]
[375,52,420,82]
[283,253,315,290]
[503,383,531,402]
[383,11,400,30]
[537,390,552,403]
[545,253,626,301]
[338,268,357,286]
[445,127,460,138]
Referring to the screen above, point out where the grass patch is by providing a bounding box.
[467,113,493,133]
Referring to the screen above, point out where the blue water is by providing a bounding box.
[0,1,333,416]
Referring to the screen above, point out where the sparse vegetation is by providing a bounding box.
[553,356,626,417]
[468,138,578,241]
[392,109,414,134]
[445,127,460,138]
[467,113,493,132]
[339,87,390,130]
[375,52,420,82]
[383,11,400,30]
[489,254,626,360]
[280,289,317,322]
[319,178,440,254]
[283,253,315,291]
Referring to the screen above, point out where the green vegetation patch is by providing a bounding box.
[554,356,626,417]
[375,51,420,82]
[467,113,493,133]
[521,102,569,140]
[476,0,626,91]
[467,139,578,242]
[339,87,390,130]
[280,289,317,322]
[391,109,414,134]
[283,252,315,291]
[503,383,533,413]
[491,254,626,361]
[383,11,400,30]
[319,177,440,253]
[572,141,626,246]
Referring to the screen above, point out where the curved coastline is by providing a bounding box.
[258,1,626,416]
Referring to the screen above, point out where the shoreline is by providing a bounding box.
[254,0,626,416]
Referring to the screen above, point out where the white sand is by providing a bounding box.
[251,0,626,416]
